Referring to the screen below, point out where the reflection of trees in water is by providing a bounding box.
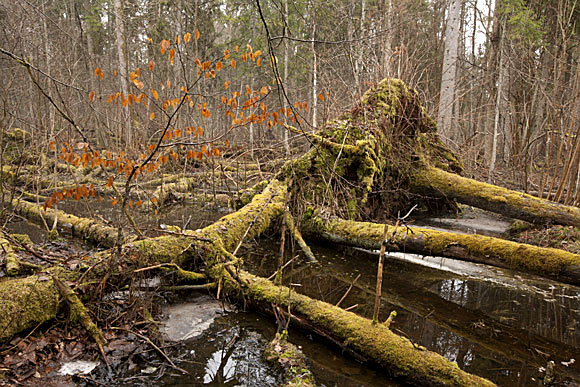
[432,278,580,347]
[202,328,278,386]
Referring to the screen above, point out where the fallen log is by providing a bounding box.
[12,198,125,247]
[303,215,580,285]
[236,269,494,386]
[412,166,580,226]
[320,255,580,382]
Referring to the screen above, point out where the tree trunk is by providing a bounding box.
[488,17,505,183]
[113,0,131,146]
[437,0,461,141]
[310,0,318,129]
[412,165,580,227]
[304,214,580,285]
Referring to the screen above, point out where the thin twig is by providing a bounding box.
[111,327,188,374]
[336,274,360,308]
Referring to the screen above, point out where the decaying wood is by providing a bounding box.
[303,215,580,285]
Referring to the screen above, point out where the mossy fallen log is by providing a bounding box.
[235,270,494,386]
[323,259,580,382]
[0,179,493,385]
[412,166,580,226]
[303,215,580,285]
[0,274,59,341]
[12,199,126,247]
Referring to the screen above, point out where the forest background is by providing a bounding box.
[1,0,579,208]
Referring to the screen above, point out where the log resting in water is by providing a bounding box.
[412,166,580,226]
[303,215,580,285]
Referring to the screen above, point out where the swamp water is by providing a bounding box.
[7,204,580,386]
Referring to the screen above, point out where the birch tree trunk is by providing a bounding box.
[437,0,462,142]
[488,18,505,183]
[113,0,131,146]
[382,0,392,79]
[310,0,318,129]
[283,0,290,155]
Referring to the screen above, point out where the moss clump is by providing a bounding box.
[284,79,461,222]
[0,275,59,341]
[264,332,315,387]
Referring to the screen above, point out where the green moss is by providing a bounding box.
[315,216,580,282]
[0,275,59,342]
[264,332,315,387]
[10,234,33,246]
[412,166,580,226]
[239,270,494,386]
[277,79,461,221]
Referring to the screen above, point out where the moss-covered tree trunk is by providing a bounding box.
[412,166,580,226]
[303,215,580,285]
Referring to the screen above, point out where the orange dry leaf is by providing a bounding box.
[160,39,170,55]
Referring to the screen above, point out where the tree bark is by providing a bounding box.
[412,165,580,226]
[437,0,462,141]
[113,0,131,146]
[304,214,580,285]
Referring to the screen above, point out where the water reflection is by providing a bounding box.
[242,242,580,386]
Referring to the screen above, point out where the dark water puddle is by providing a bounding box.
[159,294,395,386]
[242,241,580,386]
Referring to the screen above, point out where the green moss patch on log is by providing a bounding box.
[238,270,494,386]
[264,332,315,387]
[0,275,59,341]
[198,179,287,252]
[13,199,123,247]
[412,166,580,226]
[305,216,580,284]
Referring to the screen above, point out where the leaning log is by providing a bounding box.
[412,166,580,226]
[303,215,580,285]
